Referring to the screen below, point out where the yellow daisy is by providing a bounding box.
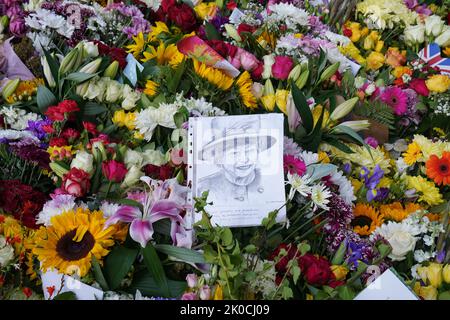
[403,141,422,166]
[32,208,116,277]
[236,71,257,109]
[142,42,184,67]
[193,60,233,91]
[406,176,443,206]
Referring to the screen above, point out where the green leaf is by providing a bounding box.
[291,83,313,133]
[173,107,188,129]
[53,292,77,300]
[337,285,355,300]
[104,246,139,290]
[154,244,206,264]
[439,291,450,300]
[221,228,233,247]
[317,49,328,75]
[167,61,186,93]
[204,21,221,40]
[91,256,109,291]
[323,136,354,154]
[331,125,365,146]
[142,243,170,297]
[65,72,98,83]
[129,271,186,298]
[83,102,108,116]
[292,265,301,284]
[36,86,57,113]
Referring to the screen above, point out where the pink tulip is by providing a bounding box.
[272,56,294,80]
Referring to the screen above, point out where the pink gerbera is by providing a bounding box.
[283,155,306,175]
[380,86,408,116]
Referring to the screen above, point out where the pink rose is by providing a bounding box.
[102,160,128,183]
[272,56,294,80]
[238,49,259,71]
[62,168,91,197]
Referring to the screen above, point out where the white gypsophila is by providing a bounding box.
[244,255,278,299]
[267,3,309,30]
[310,183,331,211]
[100,202,122,218]
[299,150,319,166]
[329,170,356,205]
[135,103,178,141]
[435,96,450,117]
[286,173,312,200]
[0,106,41,130]
[423,235,434,247]
[36,195,77,226]
[185,96,226,117]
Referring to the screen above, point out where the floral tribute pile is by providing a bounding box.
[0,0,450,301]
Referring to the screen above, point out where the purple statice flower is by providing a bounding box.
[27,119,52,140]
[308,15,329,35]
[9,141,50,169]
[210,14,229,33]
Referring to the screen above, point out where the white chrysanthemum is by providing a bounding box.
[0,106,41,130]
[286,173,312,200]
[299,150,318,166]
[135,103,178,141]
[100,201,122,218]
[329,170,355,205]
[268,3,309,30]
[36,195,77,226]
[185,97,226,117]
[310,184,331,211]
[0,130,40,143]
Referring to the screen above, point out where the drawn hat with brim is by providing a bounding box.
[199,116,276,162]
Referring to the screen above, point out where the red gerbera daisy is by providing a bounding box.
[426,152,450,186]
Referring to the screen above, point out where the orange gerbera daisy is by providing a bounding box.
[426,151,450,186]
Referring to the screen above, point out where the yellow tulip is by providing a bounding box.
[426,74,450,93]
[366,51,385,71]
[213,285,223,300]
[331,265,348,281]
[374,40,384,52]
[419,285,438,300]
[275,89,289,114]
[194,2,218,20]
[427,263,443,288]
[443,265,450,283]
[261,94,276,111]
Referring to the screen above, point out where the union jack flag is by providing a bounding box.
[418,43,450,75]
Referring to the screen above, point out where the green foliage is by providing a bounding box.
[354,100,395,129]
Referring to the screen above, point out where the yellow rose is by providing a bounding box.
[366,52,385,71]
[426,75,450,93]
[331,265,348,281]
[374,40,384,52]
[418,285,438,300]
[124,112,136,130]
[427,263,443,288]
[443,265,450,284]
[112,110,126,126]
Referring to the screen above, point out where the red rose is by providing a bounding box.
[226,0,237,10]
[159,164,174,180]
[237,23,256,36]
[62,168,91,197]
[328,280,345,288]
[168,3,198,32]
[161,0,176,13]
[144,164,160,178]
[409,78,429,97]
[299,254,334,286]
[49,137,68,147]
[102,160,128,183]
[272,56,294,80]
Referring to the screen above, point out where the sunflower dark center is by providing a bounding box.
[56,229,95,261]
[351,216,373,228]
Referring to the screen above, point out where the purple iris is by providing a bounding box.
[26,119,52,140]
[360,165,384,202]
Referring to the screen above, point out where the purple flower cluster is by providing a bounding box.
[26,119,52,140]
[398,88,422,127]
[106,3,150,38]
[1,0,26,36]
[210,14,229,33]
[403,0,432,16]
[308,15,329,36]
[9,139,50,169]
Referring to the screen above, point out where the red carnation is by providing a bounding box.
[61,168,91,197]
[61,128,80,142]
[102,160,128,183]
[83,121,99,136]
[168,3,198,32]
[45,100,79,121]
[49,137,68,147]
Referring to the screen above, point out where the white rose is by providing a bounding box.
[71,151,94,175]
[404,24,425,46]
[251,82,264,99]
[124,149,144,169]
[0,236,14,267]
[425,15,445,37]
[121,86,140,110]
[435,26,450,47]
[121,166,144,188]
[84,80,102,101]
[387,230,417,261]
[105,80,123,103]
[262,55,275,79]
[83,41,99,58]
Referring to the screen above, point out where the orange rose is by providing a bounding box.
[385,47,406,68]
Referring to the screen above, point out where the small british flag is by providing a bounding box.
[418,43,450,75]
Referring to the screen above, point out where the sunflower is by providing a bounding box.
[380,202,422,222]
[148,21,170,42]
[32,208,116,277]
[235,71,257,109]
[143,80,159,97]
[403,142,422,166]
[351,203,384,236]
[126,32,146,58]
[142,42,184,67]
[193,60,233,91]
[426,151,450,186]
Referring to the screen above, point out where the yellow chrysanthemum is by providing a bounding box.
[5,78,44,104]
[236,71,257,109]
[126,32,146,58]
[143,80,159,97]
[32,208,116,277]
[406,176,443,206]
[413,135,450,160]
[352,203,384,236]
[380,202,422,222]
[332,144,391,173]
[193,60,233,91]
[403,141,422,166]
[142,42,184,67]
